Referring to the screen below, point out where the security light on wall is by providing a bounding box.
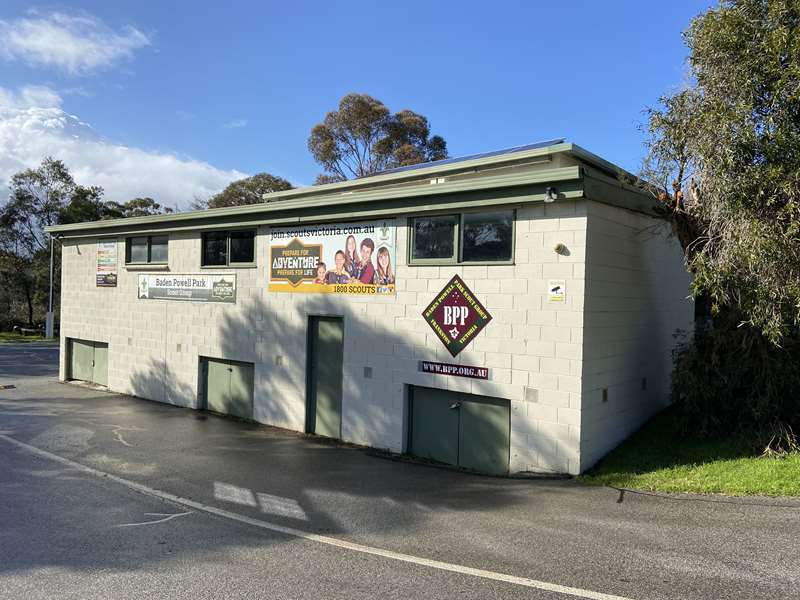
[544,187,557,203]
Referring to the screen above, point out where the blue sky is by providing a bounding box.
[0,1,713,207]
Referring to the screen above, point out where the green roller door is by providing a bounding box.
[68,338,108,386]
[306,316,344,439]
[409,386,510,475]
[203,357,254,420]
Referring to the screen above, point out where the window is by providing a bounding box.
[126,235,168,264]
[412,215,458,261]
[202,229,255,266]
[202,231,228,266]
[409,210,514,264]
[461,211,513,262]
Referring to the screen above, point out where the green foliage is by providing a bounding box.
[0,158,174,328]
[104,197,174,218]
[58,185,107,224]
[580,408,800,497]
[641,1,800,435]
[204,173,294,209]
[308,93,448,182]
[647,0,800,343]
[0,331,47,343]
[671,314,800,440]
[1,157,75,255]
[685,0,800,343]
[0,157,78,326]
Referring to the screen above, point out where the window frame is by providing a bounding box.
[408,213,460,265]
[200,228,257,268]
[125,235,169,265]
[408,209,516,266]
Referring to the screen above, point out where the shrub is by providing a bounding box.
[670,313,800,453]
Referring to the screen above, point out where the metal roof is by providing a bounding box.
[368,139,565,177]
[45,141,652,237]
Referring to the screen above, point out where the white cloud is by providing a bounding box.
[0,84,63,109]
[0,12,150,74]
[0,86,247,209]
[223,118,248,129]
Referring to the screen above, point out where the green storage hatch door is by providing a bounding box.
[69,339,94,382]
[228,361,254,420]
[206,358,231,415]
[458,395,510,475]
[409,386,510,475]
[92,342,108,386]
[409,386,460,466]
[204,357,254,420]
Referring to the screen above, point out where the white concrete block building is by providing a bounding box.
[48,140,692,475]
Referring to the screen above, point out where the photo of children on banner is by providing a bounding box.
[313,262,327,284]
[344,234,359,277]
[316,237,395,285]
[324,251,351,284]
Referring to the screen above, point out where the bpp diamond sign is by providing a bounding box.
[422,275,492,357]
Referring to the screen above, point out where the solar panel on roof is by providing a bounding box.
[365,138,566,178]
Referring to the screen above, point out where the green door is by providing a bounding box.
[459,395,510,475]
[92,342,108,386]
[409,386,510,475]
[228,361,254,420]
[70,339,94,382]
[206,358,231,414]
[410,386,460,465]
[307,316,343,438]
[69,338,107,385]
[204,357,254,420]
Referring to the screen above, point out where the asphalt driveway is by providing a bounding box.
[0,343,798,600]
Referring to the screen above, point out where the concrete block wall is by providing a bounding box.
[579,200,693,471]
[58,201,590,474]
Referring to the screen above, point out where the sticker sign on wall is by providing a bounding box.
[422,275,492,357]
[547,279,566,303]
[137,274,236,303]
[268,219,396,296]
[96,240,118,287]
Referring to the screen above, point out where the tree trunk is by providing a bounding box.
[694,292,713,341]
[24,286,34,326]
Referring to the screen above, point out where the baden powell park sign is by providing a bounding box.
[422,275,492,357]
[137,274,236,303]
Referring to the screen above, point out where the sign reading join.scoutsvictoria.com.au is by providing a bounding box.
[269,219,396,296]
[422,275,492,357]
[137,274,236,303]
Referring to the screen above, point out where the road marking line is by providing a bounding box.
[117,511,194,527]
[0,434,634,600]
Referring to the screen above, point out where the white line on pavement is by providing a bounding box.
[0,433,635,600]
[117,511,194,527]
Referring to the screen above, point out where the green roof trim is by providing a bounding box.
[45,142,654,238]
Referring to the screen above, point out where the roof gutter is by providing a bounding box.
[46,165,583,237]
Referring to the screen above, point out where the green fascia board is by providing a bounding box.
[262,142,573,202]
[261,142,643,204]
[581,165,661,216]
[51,182,585,239]
[569,144,641,182]
[46,165,582,237]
